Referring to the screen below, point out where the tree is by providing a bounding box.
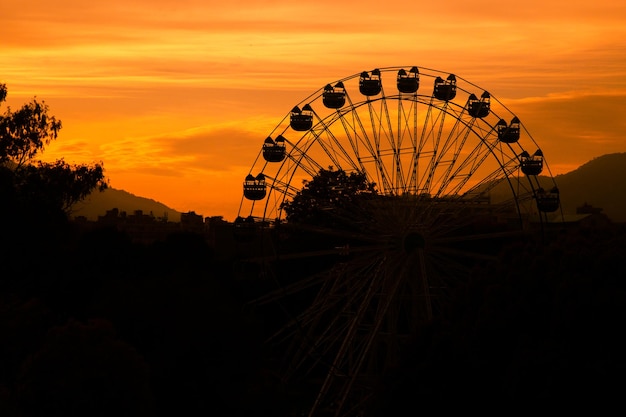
[367,225,626,413]
[16,319,154,417]
[0,84,61,169]
[0,84,107,218]
[17,159,107,215]
[280,167,377,225]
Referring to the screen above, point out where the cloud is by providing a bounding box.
[504,90,626,173]
[98,124,263,176]
[3,0,625,220]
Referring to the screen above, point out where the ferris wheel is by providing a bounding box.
[236,66,561,417]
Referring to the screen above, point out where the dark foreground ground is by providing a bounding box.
[1,217,625,416]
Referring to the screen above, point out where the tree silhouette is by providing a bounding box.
[0,83,107,219]
[280,166,376,226]
[16,319,154,417]
[17,159,107,216]
[0,83,61,169]
[368,226,626,413]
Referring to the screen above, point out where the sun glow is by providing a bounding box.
[2,0,625,220]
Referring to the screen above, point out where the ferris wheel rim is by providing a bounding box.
[238,66,562,231]
[236,65,563,417]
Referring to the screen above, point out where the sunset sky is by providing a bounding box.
[2,0,626,221]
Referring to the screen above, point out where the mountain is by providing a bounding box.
[486,152,626,222]
[553,152,626,222]
[71,188,182,222]
[71,153,626,224]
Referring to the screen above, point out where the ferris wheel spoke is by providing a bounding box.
[396,97,419,193]
[432,102,505,197]
[309,257,402,417]
[427,107,485,198]
[421,250,474,305]
[266,175,301,198]
[310,111,362,173]
[237,66,562,417]
[281,139,324,177]
[285,292,363,381]
[360,100,393,193]
[373,95,419,194]
[429,243,500,262]
[432,127,477,197]
[281,256,391,385]
[376,90,401,193]
[419,99,453,194]
[340,100,375,159]
[439,130,500,197]
[433,228,529,246]
[338,93,383,183]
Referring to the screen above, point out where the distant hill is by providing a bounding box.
[485,152,626,222]
[71,153,626,224]
[553,152,626,222]
[71,188,182,222]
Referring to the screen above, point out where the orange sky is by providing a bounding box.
[2,0,626,221]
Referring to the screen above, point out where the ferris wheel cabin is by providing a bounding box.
[359,69,382,96]
[467,91,491,118]
[496,117,521,143]
[397,66,420,94]
[536,186,560,212]
[520,149,544,176]
[323,82,347,109]
[243,173,267,200]
[290,105,314,131]
[263,135,286,163]
[433,74,457,101]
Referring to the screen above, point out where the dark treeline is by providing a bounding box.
[2,214,626,415]
[0,217,284,416]
[375,226,626,413]
[2,84,626,415]
[0,82,273,416]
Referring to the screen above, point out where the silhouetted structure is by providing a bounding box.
[235,66,565,416]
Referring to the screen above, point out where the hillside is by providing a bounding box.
[554,152,626,222]
[71,153,626,224]
[481,153,626,223]
[71,188,182,222]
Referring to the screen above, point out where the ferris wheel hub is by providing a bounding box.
[402,231,426,253]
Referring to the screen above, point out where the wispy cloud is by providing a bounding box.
[2,0,625,219]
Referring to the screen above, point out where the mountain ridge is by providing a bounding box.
[71,188,183,222]
[72,152,626,223]
[553,152,626,222]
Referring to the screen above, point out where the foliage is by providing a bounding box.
[0,228,267,417]
[368,226,626,413]
[0,85,61,169]
[0,84,107,217]
[16,319,154,417]
[16,159,108,214]
[280,166,377,225]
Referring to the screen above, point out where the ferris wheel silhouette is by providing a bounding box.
[236,66,562,417]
